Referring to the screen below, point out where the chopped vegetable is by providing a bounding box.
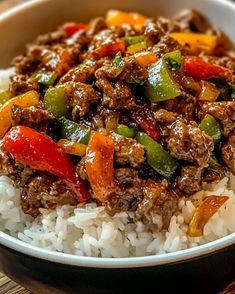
[63,23,87,37]
[130,108,160,141]
[144,50,182,102]
[44,87,69,119]
[134,51,157,66]
[188,195,228,237]
[114,51,123,66]
[136,132,179,178]
[35,71,57,87]
[184,57,233,80]
[0,90,13,106]
[0,90,39,139]
[57,139,86,156]
[59,117,90,145]
[89,40,125,59]
[170,33,218,54]
[164,50,181,71]
[106,115,118,132]
[198,81,220,101]
[3,126,89,202]
[117,124,136,138]
[199,114,222,143]
[124,35,144,46]
[106,10,146,27]
[85,132,115,203]
[127,42,147,54]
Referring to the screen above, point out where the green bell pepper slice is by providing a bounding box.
[0,90,13,106]
[35,71,57,87]
[136,132,179,178]
[199,114,222,144]
[124,35,145,46]
[144,50,182,102]
[117,124,136,138]
[59,116,90,145]
[44,87,69,119]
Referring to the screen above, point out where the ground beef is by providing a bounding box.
[110,132,145,168]
[64,82,100,119]
[21,173,77,218]
[143,20,164,46]
[177,166,203,195]
[206,56,235,71]
[11,105,55,135]
[0,143,34,186]
[10,74,39,96]
[136,179,178,229]
[86,17,108,37]
[197,101,235,137]
[34,30,66,46]
[174,9,211,33]
[105,168,143,215]
[167,119,214,167]
[202,169,222,184]
[88,29,121,53]
[221,133,235,174]
[154,109,177,125]
[96,78,137,109]
[151,35,181,58]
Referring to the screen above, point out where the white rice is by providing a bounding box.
[1,68,235,258]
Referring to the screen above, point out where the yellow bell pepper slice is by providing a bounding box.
[127,42,147,54]
[106,10,146,27]
[169,33,218,54]
[0,90,40,139]
[188,195,228,237]
[57,139,87,156]
[134,51,157,66]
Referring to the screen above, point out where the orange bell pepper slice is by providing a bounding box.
[88,40,125,59]
[106,10,146,28]
[188,195,229,237]
[85,132,115,203]
[134,51,157,67]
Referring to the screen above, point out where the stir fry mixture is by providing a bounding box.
[0,9,235,237]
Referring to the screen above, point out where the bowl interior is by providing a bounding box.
[0,0,235,268]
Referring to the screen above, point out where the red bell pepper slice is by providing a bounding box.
[63,23,88,37]
[88,40,125,59]
[184,57,233,80]
[130,108,160,141]
[85,132,115,203]
[3,126,89,202]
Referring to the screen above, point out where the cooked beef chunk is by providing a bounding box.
[143,20,164,45]
[177,166,203,195]
[174,9,210,33]
[0,143,34,186]
[105,168,143,215]
[88,29,121,52]
[10,74,39,96]
[11,105,55,134]
[136,179,178,229]
[151,35,181,58]
[198,101,235,137]
[76,157,87,180]
[34,30,66,46]
[96,78,137,109]
[111,133,145,167]
[221,133,235,174]
[202,169,222,184]
[21,174,77,218]
[154,109,177,125]
[206,56,235,71]
[64,82,100,119]
[167,119,214,167]
[86,17,108,37]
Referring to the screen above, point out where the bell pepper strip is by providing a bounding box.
[114,51,123,66]
[59,117,90,145]
[136,132,179,179]
[199,114,222,144]
[3,126,89,202]
[0,90,39,139]
[88,40,125,59]
[0,90,13,106]
[57,139,87,157]
[44,87,69,119]
[134,51,157,67]
[63,23,88,37]
[106,10,146,27]
[184,57,233,81]
[144,50,182,102]
[34,71,57,87]
[169,33,218,54]
[127,42,147,54]
[198,81,220,101]
[117,124,136,138]
[85,132,115,203]
[124,35,145,46]
[130,108,160,141]
[188,195,228,237]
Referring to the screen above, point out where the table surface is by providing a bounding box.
[1,0,235,293]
